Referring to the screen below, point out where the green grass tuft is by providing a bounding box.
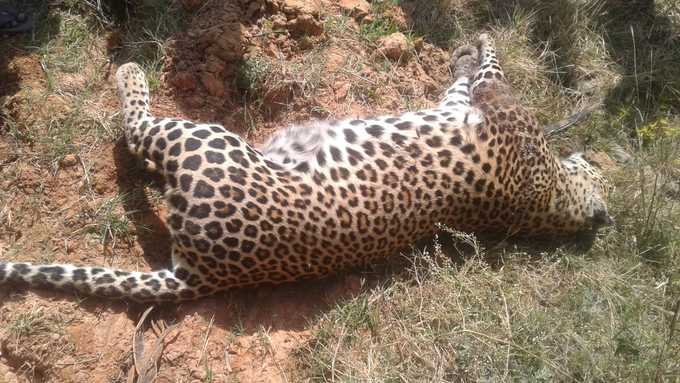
[82,194,140,249]
[359,17,400,42]
[236,56,273,93]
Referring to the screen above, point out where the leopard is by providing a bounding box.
[0,34,612,302]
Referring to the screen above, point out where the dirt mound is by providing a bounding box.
[158,0,449,143]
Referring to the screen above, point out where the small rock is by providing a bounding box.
[271,13,288,30]
[60,154,78,168]
[377,32,410,61]
[280,0,321,17]
[171,71,198,91]
[93,179,110,194]
[338,0,371,20]
[200,72,225,97]
[287,14,323,36]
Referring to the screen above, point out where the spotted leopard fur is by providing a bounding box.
[0,34,612,302]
